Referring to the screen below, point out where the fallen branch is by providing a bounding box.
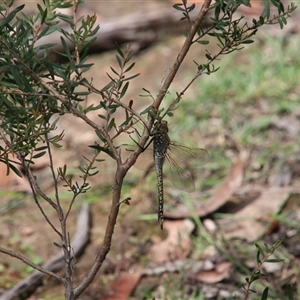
[35,7,213,61]
[0,203,91,300]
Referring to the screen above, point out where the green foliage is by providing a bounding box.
[0,0,99,172]
[240,241,294,300]
[0,0,297,299]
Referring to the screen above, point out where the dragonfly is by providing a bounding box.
[130,120,209,230]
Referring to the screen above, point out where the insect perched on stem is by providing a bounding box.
[131,120,209,229]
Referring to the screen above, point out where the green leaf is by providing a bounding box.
[95,158,105,162]
[241,0,251,7]
[140,105,152,115]
[0,4,25,31]
[57,2,74,9]
[265,258,284,263]
[214,4,221,20]
[8,162,23,178]
[241,40,254,44]
[110,67,119,76]
[270,0,284,14]
[278,17,284,29]
[73,91,90,96]
[205,53,213,60]
[95,130,106,143]
[57,13,74,26]
[124,62,135,73]
[198,40,209,45]
[50,141,63,148]
[79,36,97,55]
[123,73,140,82]
[115,42,124,59]
[259,16,265,25]
[273,240,282,248]
[34,145,48,152]
[60,36,72,60]
[261,287,269,300]
[173,4,185,11]
[120,81,129,98]
[187,3,196,12]
[261,0,270,19]
[34,43,57,52]
[38,25,60,38]
[116,54,123,69]
[255,247,262,264]
[88,170,99,176]
[119,115,133,128]
[53,242,62,248]
[10,67,23,89]
[32,151,46,159]
[286,284,293,300]
[107,117,116,132]
[124,51,133,64]
[89,143,115,159]
[255,243,265,257]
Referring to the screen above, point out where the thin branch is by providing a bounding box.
[153,0,212,111]
[73,166,126,298]
[45,131,61,208]
[83,82,149,131]
[64,152,99,221]
[24,162,62,238]
[0,246,62,281]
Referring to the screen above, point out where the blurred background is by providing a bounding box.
[1,1,300,299]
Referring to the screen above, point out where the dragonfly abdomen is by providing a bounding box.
[156,166,164,229]
[153,129,170,230]
[154,149,166,229]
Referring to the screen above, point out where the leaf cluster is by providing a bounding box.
[0,1,99,170]
[242,240,294,300]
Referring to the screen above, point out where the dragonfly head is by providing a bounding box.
[154,120,169,134]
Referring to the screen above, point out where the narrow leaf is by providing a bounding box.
[173,4,184,11]
[115,42,124,58]
[123,73,140,82]
[32,151,46,159]
[8,162,23,178]
[120,81,129,98]
[286,284,293,300]
[116,54,123,69]
[261,287,269,300]
[60,36,72,60]
[124,62,135,73]
[198,40,209,45]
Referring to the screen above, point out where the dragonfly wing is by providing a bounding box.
[163,154,195,192]
[168,142,210,166]
[162,142,210,192]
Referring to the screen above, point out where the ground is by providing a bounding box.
[0,1,300,300]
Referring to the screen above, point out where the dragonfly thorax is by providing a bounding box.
[153,121,170,177]
[154,131,169,159]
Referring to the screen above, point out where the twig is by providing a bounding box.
[0,203,90,300]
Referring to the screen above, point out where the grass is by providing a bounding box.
[131,35,300,299]
[178,34,300,186]
[2,33,300,300]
